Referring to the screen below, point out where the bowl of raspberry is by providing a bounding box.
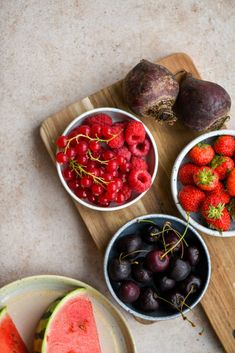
[104,214,211,322]
[171,130,235,237]
[56,107,158,211]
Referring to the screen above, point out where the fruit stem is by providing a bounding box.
[69,159,108,186]
[88,150,109,165]
[160,214,190,259]
[119,250,148,261]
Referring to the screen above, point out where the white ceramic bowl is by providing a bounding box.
[104,214,211,322]
[171,129,235,237]
[56,107,158,211]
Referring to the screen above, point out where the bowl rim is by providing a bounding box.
[103,213,211,321]
[56,107,158,212]
[171,129,235,237]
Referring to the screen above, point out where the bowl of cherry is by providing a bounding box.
[56,107,158,211]
[104,214,211,322]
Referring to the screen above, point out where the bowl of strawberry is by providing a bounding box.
[171,130,235,236]
[104,214,211,322]
[56,107,158,211]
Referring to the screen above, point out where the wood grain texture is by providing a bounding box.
[40,53,235,353]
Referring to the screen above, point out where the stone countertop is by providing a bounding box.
[1,1,234,352]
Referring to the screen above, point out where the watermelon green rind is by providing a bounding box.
[33,288,86,353]
[0,307,7,321]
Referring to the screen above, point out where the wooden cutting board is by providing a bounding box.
[40,53,235,353]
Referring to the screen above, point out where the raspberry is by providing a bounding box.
[128,138,150,157]
[108,125,125,149]
[128,169,151,193]
[131,156,148,170]
[113,147,131,161]
[84,113,113,126]
[125,121,146,145]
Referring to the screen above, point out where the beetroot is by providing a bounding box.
[176,73,231,131]
[123,60,179,124]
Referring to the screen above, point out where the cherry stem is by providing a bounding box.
[119,250,148,261]
[160,214,190,259]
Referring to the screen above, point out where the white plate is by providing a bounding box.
[0,275,136,353]
[171,129,235,237]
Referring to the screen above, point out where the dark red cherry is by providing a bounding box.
[169,258,191,282]
[180,275,202,294]
[119,281,140,303]
[132,259,153,283]
[167,291,185,310]
[116,234,142,257]
[109,258,131,281]
[185,246,200,266]
[137,287,159,311]
[142,225,162,244]
[164,231,182,253]
[145,250,170,273]
[157,276,176,292]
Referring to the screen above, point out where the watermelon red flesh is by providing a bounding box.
[46,294,102,353]
[0,307,29,353]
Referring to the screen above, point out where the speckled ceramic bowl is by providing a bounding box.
[104,214,211,322]
[56,107,158,212]
[171,130,235,237]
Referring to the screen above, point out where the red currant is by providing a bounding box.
[103,150,115,160]
[92,184,104,196]
[75,141,89,155]
[66,147,76,159]
[75,188,88,199]
[68,179,80,190]
[87,161,97,169]
[102,125,112,139]
[56,152,68,164]
[87,192,97,204]
[56,135,68,148]
[116,155,125,165]
[89,140,101,152]
[105,191,117,201]
[116,192,125,204]
[62,168,75,181]
[98,194,110,206]
[107,181,117,193]
[103,172,113,182]
[120,161,131,173]
[114,177,123,190]
[107,160,118,172]
[76,155,88,166]
[77,125,91,136]
[80,176,93,188]
[91,124,102,138]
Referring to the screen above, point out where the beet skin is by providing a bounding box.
[123,60,179,124]
[177,73,231,131]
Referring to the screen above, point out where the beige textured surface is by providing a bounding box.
[1,1,234,353]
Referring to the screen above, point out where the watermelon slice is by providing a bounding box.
[34,288,102,353]
[0,306,29,353]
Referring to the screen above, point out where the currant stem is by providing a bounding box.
[69,160,108,186]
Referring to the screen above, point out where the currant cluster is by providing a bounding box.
[108,219,204,321]
[56,113,152,207]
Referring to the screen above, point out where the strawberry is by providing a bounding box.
[193,166,219,191]
[178,185,206,212]
[178,163,199,185]
[205,182,231,204]
[188,143,215,166]
[213,135,235,157]
[226,168,235,196]
[211,155,234,180]
[201,194,231,231]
